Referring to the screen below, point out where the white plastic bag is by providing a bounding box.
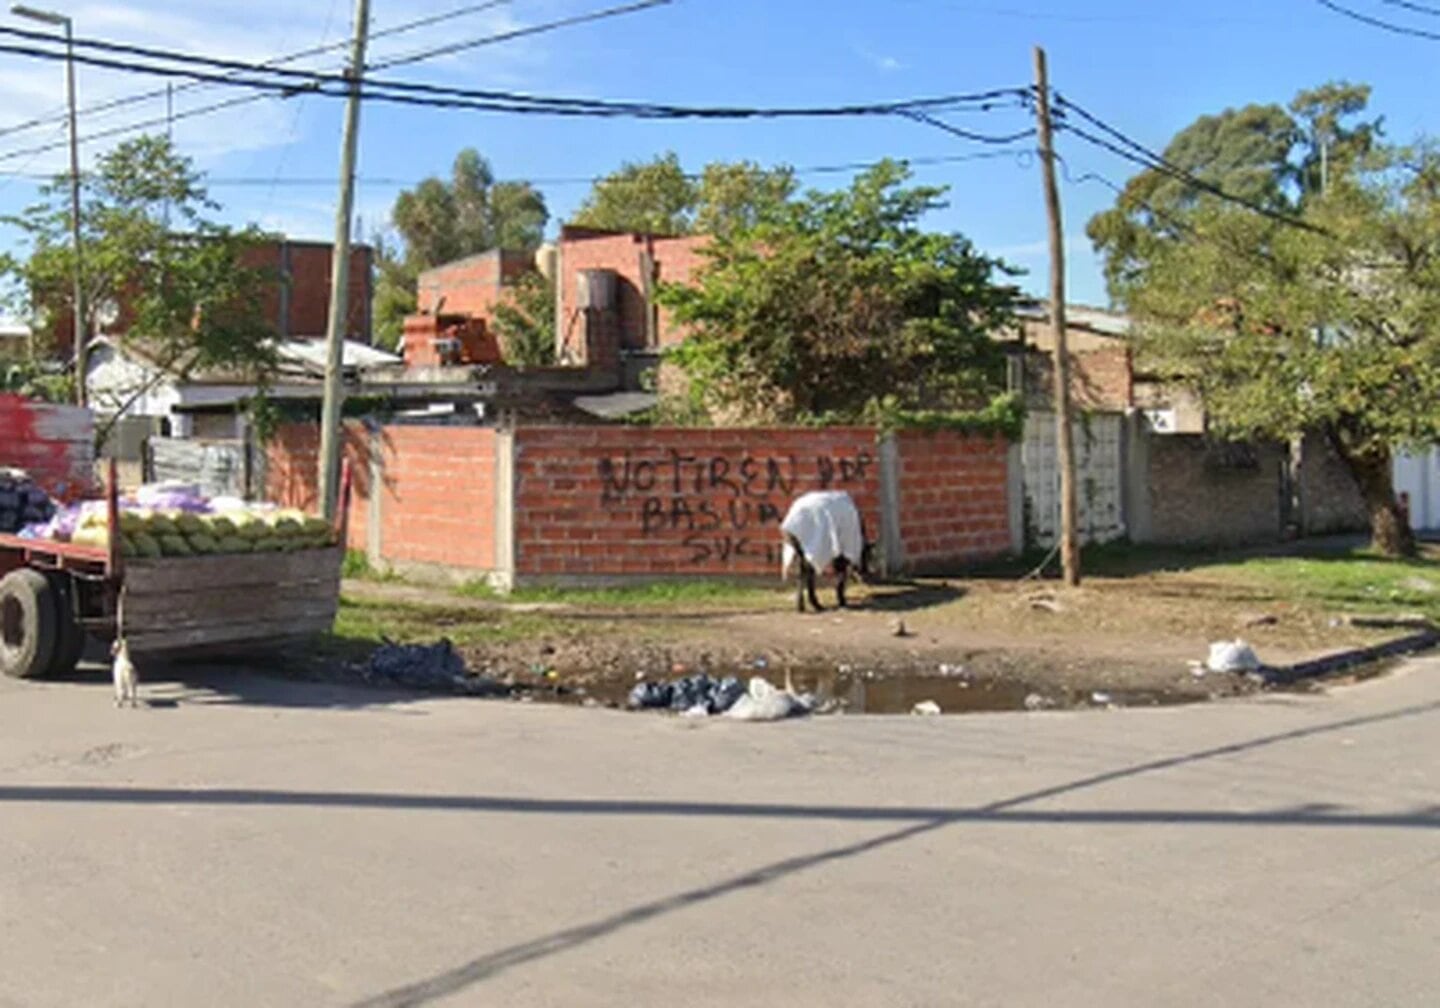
[1206,640,1261,673]
[726,677,803,722]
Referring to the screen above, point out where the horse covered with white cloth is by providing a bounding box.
[780,490,875,613]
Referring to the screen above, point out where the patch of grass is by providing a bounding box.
[333,595,572,648]
[456,578,783,609]
[1206,548,1440,618]
[341,549,403,582]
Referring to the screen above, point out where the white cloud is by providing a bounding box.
[851,43,904,73]
[0,0,563,176]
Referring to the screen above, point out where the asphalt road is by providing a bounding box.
[1,657,1437,1007]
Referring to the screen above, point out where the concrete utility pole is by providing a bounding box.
[1033,46,1081,586]
[12,5,85,406]
[318,0,370,520]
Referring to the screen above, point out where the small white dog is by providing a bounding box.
[111,638,139,708]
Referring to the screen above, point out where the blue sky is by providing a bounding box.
[0,0,1433,307]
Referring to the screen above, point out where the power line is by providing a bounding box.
[0,0,519,142]
[0,25,1018,119]
[1376,0,1440,17]
[0,149,1031,188]
[899,108,1036,145]
[1051,94,1329,236]
[1314,0,1440,39]
[370,0,668,71]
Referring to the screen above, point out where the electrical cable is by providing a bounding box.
[0,0,518,141]
[1051,94,1329,235]
[1314,0,1440,39]
[369,0,667,71]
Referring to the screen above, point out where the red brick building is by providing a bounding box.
[42,237,372,357]
[244,239,373,341]
[403,249,534,367]
[400,228,710,374]
[554,226,709,368]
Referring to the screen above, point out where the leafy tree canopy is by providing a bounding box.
[373,148,548,347]
[657,160,1019,425]
[491,271,556,368]
[0,135,278,418]
[1089,83,1433,556]
[570,152,797,237]
[1086,81,1379,301]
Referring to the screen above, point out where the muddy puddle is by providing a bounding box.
[509,664,1211,716]
[501,652,1411,716]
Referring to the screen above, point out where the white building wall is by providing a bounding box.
[1394,447,1440,532]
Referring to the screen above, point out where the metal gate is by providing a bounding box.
[143,438,257,499]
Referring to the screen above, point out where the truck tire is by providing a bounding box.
[0,568,58,679]
[44,571,85,677]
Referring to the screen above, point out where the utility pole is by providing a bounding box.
[318,0,370,520]
[13,6,85,405]
[1033,46,1080,587]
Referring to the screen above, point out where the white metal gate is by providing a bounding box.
[1022,411,1126,547]
[1394,447,1440,532]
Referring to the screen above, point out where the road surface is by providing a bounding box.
[1,657,1437,1007]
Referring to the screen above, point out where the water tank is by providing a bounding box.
[534,242,558,280]
[576,268,617,310]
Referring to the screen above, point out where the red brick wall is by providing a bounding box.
[513,426,881,577]
[401,314,503,367]
[1024,345,1134,412]
[242,241,373,341]
[0,394,94,501]
[261,421,1014,581]
[377,426,498,571]
[263,423,368,549]
[416,250,533,318]
[894,430,1012,572]
[557,228,710,358]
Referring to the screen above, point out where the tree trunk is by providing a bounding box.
[1329,432,1416,558]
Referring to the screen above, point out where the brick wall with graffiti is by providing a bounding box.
[264,421,1015,583]
[0,394,95,501]
[513,427,884,577]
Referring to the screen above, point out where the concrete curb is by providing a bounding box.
[1264,625,1440,686]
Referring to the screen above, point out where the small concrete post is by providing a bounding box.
[493,429,517,592]
[1007,441,1025,556]
[878,432,904,577]
[366,421,383,567]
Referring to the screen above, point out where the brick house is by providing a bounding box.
[41,237,373,359]
[400,227,709,384]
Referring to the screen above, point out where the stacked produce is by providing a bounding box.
[18,481,338,557]
[0,467,57,535]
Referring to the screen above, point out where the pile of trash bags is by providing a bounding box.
[628,673,812,721]
[0,467,56,535]
[364,638,503,696]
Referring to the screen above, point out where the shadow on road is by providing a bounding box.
[3,696,1437,1005]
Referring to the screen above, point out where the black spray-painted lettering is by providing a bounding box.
[601,448,871,566]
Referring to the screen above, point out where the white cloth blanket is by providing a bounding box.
[780,490,865,578]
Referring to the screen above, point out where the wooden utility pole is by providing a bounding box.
[318,0,371,520]
[1033,46,1081,586]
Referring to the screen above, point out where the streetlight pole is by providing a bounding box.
[12,5,85,406]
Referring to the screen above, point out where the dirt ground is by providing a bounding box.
[337,563,1419,713]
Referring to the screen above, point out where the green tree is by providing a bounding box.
[1,135,277,429]
[571,152,696,234]
[693,161,796,236]
[373,149,548,346]
[657,160,1018,424]
[491,271,556,367]
[571,153,796,236]
[1086,82,1378,302]
[1092,87,1436,557]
